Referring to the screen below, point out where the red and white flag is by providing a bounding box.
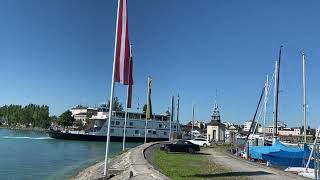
[114,0,130,85]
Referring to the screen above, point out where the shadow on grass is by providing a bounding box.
[191,171,273,178]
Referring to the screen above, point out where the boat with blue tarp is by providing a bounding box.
[249,139,312,167]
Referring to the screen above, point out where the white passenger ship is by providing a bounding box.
[47,107,180,142]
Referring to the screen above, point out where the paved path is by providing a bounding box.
[71,142,168,180]
[203,148,309,180]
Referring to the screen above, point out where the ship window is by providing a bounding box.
[111,129,114,133]
[173,125,176,128]
[153,131,156,135]
[116,121,120,125]
[135,130,139,134]
[111,121,115,125]
[164,131,167,135]
[159,124,162,128]
[129,122,133,126]
[148,130,152,134]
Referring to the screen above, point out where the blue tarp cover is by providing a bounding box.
[249,139,310,167]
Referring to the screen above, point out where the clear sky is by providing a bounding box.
[1,0,320,128]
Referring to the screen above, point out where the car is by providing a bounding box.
[187,138,211,147]
[161,140,200,153]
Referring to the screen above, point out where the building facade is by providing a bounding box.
[278,128,301,136]
[243,120,256,132]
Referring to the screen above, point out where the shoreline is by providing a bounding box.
[0,126,47,132]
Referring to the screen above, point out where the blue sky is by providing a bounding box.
[0,0,320,128]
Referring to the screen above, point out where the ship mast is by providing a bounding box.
[302,52,307,143]
[275,46,283,137]
[272,61,278,139]
[263,75,268,144]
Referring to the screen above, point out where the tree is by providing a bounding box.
[58,110,75,128]
[107,97,123,111]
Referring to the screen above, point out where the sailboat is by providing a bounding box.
[249,48,311,168]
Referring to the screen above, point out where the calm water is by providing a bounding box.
[0,128,141,180]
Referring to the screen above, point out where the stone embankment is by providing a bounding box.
[70,142,168,180]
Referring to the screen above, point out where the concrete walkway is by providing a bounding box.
[203,148,309,180]
[70,142,168,180]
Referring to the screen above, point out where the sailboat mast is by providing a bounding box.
[263,75,268,143]
[275,46,283,136]
[272,61,278,139]
[302,52,307,143]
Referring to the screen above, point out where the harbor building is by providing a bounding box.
[207,103,225,142]
[243,120,256,132]
[278,128,301,136]
[265,121,287,134]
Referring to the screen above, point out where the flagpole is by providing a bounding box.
[122,79,130,151]
[144,77,149,144]
[176,95,180,134]
[170,96,174,141]
[122,45,133,151]
[122,91,129,151]
[103,0,120,177]
[145,115,147,143]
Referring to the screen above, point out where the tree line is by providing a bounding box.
[0,104,52,129]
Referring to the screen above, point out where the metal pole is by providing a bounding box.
[176,95,179,134]
[145,77,151,144]
[192,104,194,139]
[302,52,307,143]
[103,0,120,177]
[122,87,129,151]
[275,46,283,136]
[144,116,147,143]
[170,96,174,141]
[263,75,268,144]
[122,106,128,151]
[122,44,133,151]
[273,61,278,139]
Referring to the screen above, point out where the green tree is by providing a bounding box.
[107,97,123,111]
[58,110,75,128]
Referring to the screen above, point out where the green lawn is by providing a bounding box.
[153,148,249,180]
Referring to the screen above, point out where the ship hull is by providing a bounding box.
[47,131,169,142]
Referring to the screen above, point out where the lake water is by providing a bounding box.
[0,128,141,180]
